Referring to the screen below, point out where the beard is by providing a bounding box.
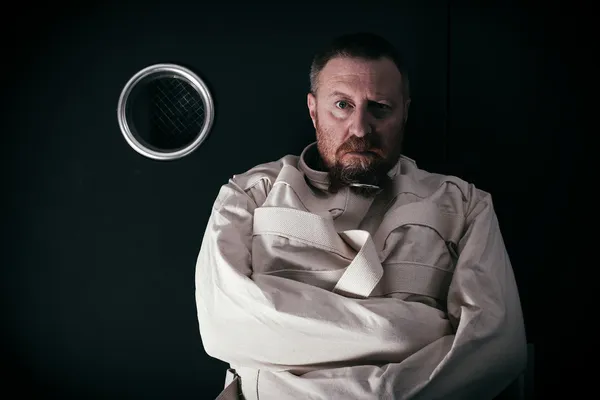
[315,120,404,195]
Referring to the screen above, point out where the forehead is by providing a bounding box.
[317,56,403,99]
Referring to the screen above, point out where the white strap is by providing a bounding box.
[254,207,352,257]
[374,201,464,253]
[371,262,453,300]
[254,207,382,298]
[333,230,383,298]
[254,205,456,300]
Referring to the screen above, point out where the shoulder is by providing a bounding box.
[231,154,299,191]
[214,154,300,209]
[398,155,492,215]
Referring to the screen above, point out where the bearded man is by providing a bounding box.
[195,32,527,400]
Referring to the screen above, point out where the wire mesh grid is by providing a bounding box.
[151,77,206,139]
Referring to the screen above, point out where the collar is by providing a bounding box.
[298,141,401,192]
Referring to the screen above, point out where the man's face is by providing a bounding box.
[307,56,410,188]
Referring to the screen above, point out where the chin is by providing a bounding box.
[342,159,371,172]
[342,152,380,167]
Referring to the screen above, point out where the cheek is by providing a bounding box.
[317,123,346,164]
[319,126,342,153]
[319,116,346,145]
[374,123,403,153]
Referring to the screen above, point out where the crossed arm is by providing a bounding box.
[195,182,527,399]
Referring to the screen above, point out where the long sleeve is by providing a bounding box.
[194,181,451,373]
[254,189,528,400]
[404,189,528,399]
[195,178,527,399]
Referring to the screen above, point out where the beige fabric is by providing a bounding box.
[215,369,241,400]
[195,142,527,399]
[254,207,383,299]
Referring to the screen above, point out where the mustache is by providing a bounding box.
[337,136,382,155]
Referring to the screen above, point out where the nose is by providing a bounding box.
[348,108,372,137]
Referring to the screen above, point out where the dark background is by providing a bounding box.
[2,1,589,399]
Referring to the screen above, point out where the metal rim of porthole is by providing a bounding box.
[117,63,215,161]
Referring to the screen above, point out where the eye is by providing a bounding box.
[335,100,350,110]
[374,103,391,110]
[370,103,392,118]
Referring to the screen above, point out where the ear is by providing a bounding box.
[307,92,317,129]
[403,98,411,123]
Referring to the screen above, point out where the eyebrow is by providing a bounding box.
[327,90,394,105]
[327,90,351,99]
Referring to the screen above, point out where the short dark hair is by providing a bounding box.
[309,32,410,100]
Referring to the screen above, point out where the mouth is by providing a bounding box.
[345,150,379,157]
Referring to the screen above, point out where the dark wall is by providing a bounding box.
[2,1,586,399]
[447,7,588,399]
